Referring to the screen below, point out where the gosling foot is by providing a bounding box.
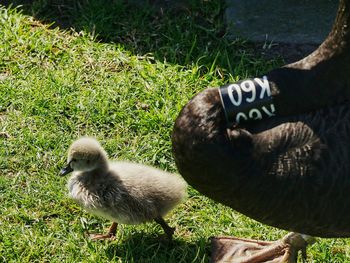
[210,232,315,263]
[89,233,116,241]
[88,222,118,241]
[154,216,175,240]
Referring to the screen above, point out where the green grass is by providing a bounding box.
[1,1,350,262]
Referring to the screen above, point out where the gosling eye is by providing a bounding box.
[71,158,77,162]
[86,160,90,164]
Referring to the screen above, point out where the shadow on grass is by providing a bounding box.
[105,232,210,262]
[1,0,283,78]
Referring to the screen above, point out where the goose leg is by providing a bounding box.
[154,217,175,240]
[211,232,315,263]
[89,222,118,241]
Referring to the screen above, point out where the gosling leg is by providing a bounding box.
[154,217,175,240]
[89,222,118,241]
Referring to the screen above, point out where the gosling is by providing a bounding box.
[60,137,187,240]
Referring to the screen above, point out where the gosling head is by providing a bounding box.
[60,137,108,176]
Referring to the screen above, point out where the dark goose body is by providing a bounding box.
[172,88,350,238]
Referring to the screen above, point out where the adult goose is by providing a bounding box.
[172,0,350,261]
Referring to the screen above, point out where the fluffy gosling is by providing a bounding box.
[60,137,187,240]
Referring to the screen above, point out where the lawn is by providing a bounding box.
[1,1,350,262]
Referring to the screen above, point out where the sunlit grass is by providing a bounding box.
[1,1,349,262]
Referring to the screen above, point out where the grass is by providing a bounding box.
[0,1,350,262]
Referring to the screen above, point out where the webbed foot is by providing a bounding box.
[87,222,118,241]
[89,233,116,241]
[211,232,315,263]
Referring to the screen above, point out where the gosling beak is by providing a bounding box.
[60,164,73,176]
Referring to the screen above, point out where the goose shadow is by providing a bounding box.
[104,232,211,262]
